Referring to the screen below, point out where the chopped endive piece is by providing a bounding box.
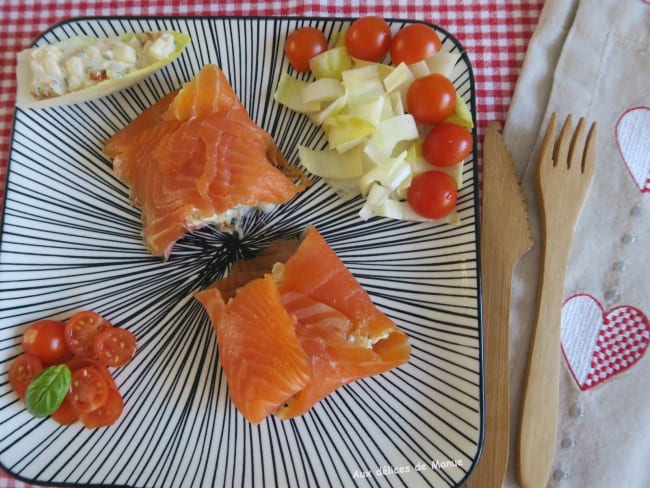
[323,115,375,152]
[364,114,419,163]
[359,150,411,196]
[408,60,431,79]
[309,46,352,80]
[342,96,386,126]
[274,72,321,113]
[359,183,391,220]
[350,58,395,81]
[16,31,190,109]
[425,52,461,77]
[407,52,460,80]
[308,93,348,125]
[341,64,384,103]
[444,93,474,128]
[389,91,405,116]
[383,62,414,93]
[323,177,362,201]
[301,78,345,105]
[298,144,365,180]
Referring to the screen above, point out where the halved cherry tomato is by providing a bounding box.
[64,310,112,357]
[9,353,44,399]
[66,356,117,389]
[406,73,456,125]
[390,23,442,65]
[422,123,473,167]
[22,319,68,365]
[93,328,137,368]
[78,388,124,429]
[345,16,392,62]
[69,366,111,414]
[284,27,328,72]
[407,170,458,219]
[51,395,79,425]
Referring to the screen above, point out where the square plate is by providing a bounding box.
[0,16,483,488]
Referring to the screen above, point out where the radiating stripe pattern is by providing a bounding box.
[0,17,482,488]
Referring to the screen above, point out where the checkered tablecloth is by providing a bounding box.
[0,1,543,487]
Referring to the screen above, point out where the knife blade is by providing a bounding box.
[465,121,533,488]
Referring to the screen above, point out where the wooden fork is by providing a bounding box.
[518,113,597,488]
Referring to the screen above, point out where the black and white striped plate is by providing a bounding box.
[0,17,483,488]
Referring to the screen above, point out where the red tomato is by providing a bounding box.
[422,123,473,167]
[8,353,44,399]
[284,27,328,72]
[51,395,79,425]
[79,388,124,428]
[64,310,112,357]
[22,319,68,365]
[390,23,442,65]
[407,170,458,219]
[66,356,117,389]
[69,366,111,414]
[345,16,392,62]
[406,74,456,125]
[93,328,137,368]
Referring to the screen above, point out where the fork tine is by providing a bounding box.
[568,117,586,170]
[539,112,558,165]
[553,114,573,168]
[582,122,598,175]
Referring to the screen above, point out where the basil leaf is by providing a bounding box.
[24,364,72,417]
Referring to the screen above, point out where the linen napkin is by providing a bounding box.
[502,0,650,487]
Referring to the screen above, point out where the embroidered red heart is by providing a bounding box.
[560,294,650,391]
[615,106,650,193]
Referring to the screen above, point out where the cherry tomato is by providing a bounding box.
[9,353,44,399]
[406,73,456,125]
[390,23,442,65]
[51,395,79,425]
[69,366,111,414]
[422,123,473,167]
[284,27,328,72]
[22,320,68,365]
[64,310,112,357]
[79,388,124,429]
[345,16,392,62]
[66,356,117,389]
[93,328,137,368]
[407,170,458,219]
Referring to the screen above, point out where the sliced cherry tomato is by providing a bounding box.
[79,388,124,429]
[64,310,112,357]
[422,123,473,167]
[406,73,456,125]
[22,319,68,365]
[407,170,458,219]
[390,23,442,65]
[284,27,328,72]
[93,328,137,368]
[69,366,111,414]
[66,356,117,389]
[51,394,79,425]
[9,353,44,399]
[345,16,392,62]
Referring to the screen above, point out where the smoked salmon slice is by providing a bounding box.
[274,226,411,419]
[195,226,411,423]
[104,64,310,259]
[194,275,311,425]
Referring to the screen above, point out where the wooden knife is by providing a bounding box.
[465,122,533,488]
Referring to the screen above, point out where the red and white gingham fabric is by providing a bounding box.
[0,1,543,487]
